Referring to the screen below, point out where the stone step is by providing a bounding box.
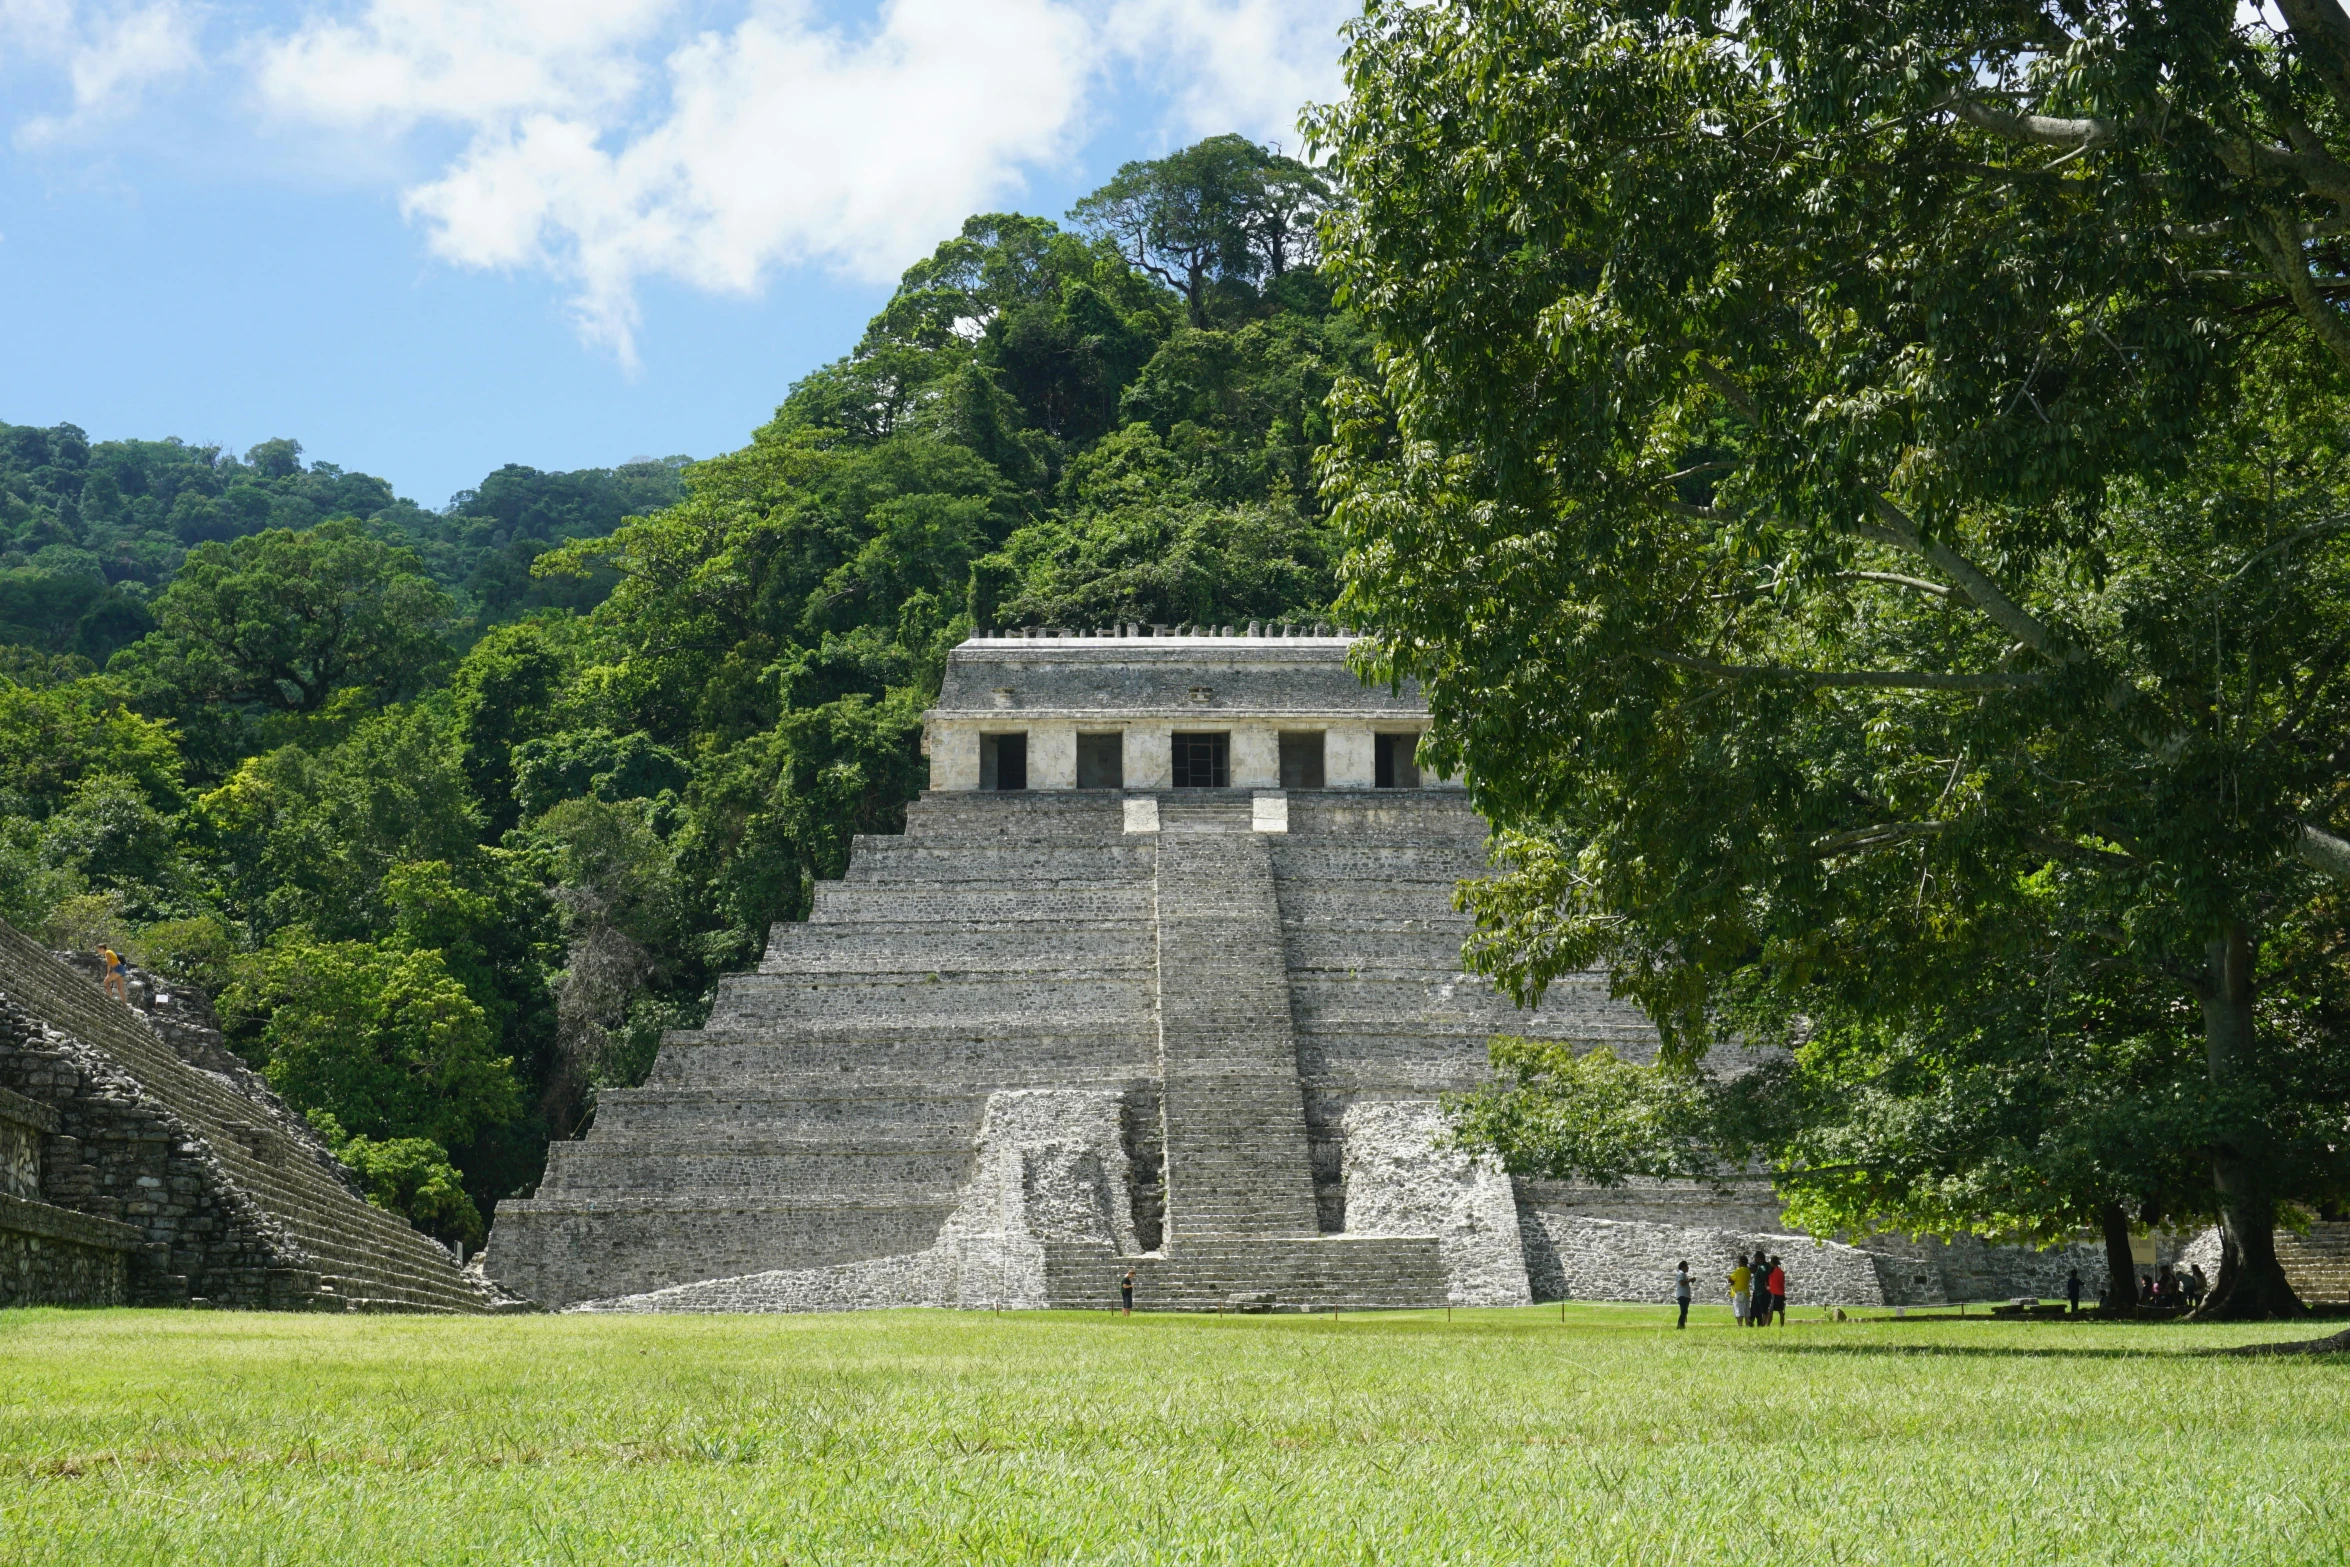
[807,888,1152,925]
[705,975,1155,1031]
[843,842,1158,884]
[648,1033,1156,1090]
[759,927,1151,974]
[538,1144,971,1198]
[2282,1223,2350,1304]
[1042,1236,1448,1310]
[591,1088,986,1140]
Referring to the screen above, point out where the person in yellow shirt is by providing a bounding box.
[1727,1253,1751,1325]
[98,945,128,1003]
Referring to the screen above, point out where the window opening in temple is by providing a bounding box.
[980,732,1028,791]
[1077,732,1125,789]
[1374,732,1421,789]
[1170,732,1229,788]
[1279,731,1326,790]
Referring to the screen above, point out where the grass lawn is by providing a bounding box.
[0,1303,2340,1565]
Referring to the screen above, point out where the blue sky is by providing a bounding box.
[0,0,1350,507]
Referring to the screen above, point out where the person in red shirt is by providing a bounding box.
[1765,1258,1787,1326]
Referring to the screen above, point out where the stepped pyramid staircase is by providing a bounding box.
[487,785,1640,1310]
[0,921,487,1312]
[1040,796,1443,1309]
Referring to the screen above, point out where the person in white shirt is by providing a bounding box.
[1673,1261,1693,1329]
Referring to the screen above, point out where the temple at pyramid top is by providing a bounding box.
[926,628,1459,793]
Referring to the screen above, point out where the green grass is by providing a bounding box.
[0,1304,2341,1565]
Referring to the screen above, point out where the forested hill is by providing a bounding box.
[0,426,689,669]
[0,134,1354,1242]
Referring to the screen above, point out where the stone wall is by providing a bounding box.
[577,1088,1135,1312]
[0,1212,128,1307]
[1519,1212,1891,1308]
[0,1082,137,1307]
[1338,1100,1529,1307]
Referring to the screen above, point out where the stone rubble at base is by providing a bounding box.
[486,631,2295,1314]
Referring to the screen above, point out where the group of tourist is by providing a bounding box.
[1668,1253,1785,1327]
[2132,1263,2207,1310]
[1731,1252,1786,1326]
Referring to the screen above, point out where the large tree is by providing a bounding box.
[118,518,451,715]
[1314,0,2350,1315]
[1071,134,1331,325]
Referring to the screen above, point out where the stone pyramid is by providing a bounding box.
[486,631,1657,1310]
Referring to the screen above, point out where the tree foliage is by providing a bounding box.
[306,1110,485,1249]
[229,939,521,1152]
[123,519,453,715]
[1316,0,2350,1316]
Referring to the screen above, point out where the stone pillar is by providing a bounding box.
[1029,723,1077,790]
[1327,725,1375,788]
[1230,724,1280,788]
[1126,723,1174,789]
[926,722,981,791]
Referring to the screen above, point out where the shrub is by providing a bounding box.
[305,1111,484,1248]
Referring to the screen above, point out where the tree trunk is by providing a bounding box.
[2198,923,2307,1320]
[2098,1202,2138,1317]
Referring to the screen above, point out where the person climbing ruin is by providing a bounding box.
[98,945,128,1003]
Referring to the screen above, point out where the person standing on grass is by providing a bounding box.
[98,945,128,1002]
[1120,1269,1134,1316]
[1674,1261,1692,1329]
[1728,1253,1751,1326]
[2066,1268,2083,1315]
[1766,1257,1787,1326]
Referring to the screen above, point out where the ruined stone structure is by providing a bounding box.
[483,630,2268,1312]
[0,921,488,1311]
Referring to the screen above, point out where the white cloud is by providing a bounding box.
[364,0,1101,363]
[255,0,675,131]
[1103,0,1350,151]
[6,0,202,147]
[7,0,1350,362]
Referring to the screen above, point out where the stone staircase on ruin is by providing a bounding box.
[2281,1224,2350,1305]
[0,921,486,1312]
[492,792,1168,1305]
[487,786,1632,1311]
[1152,798,1322,1239]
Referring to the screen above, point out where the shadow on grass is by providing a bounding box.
[1734,1335,2343,1363]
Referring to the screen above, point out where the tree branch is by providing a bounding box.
[2220,134,2350,209]
[1941,91,2120,149]
[2299,820,2350,884]
[1642,649,2038,691]
[1659,499,1737,524]
[1841,570,1950,598]
[1857,500,2069,662]
[1810,822,1946,858]
[2277,0,2350,119]
[2248,208,2350,373]
[1682,360,2067,660]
